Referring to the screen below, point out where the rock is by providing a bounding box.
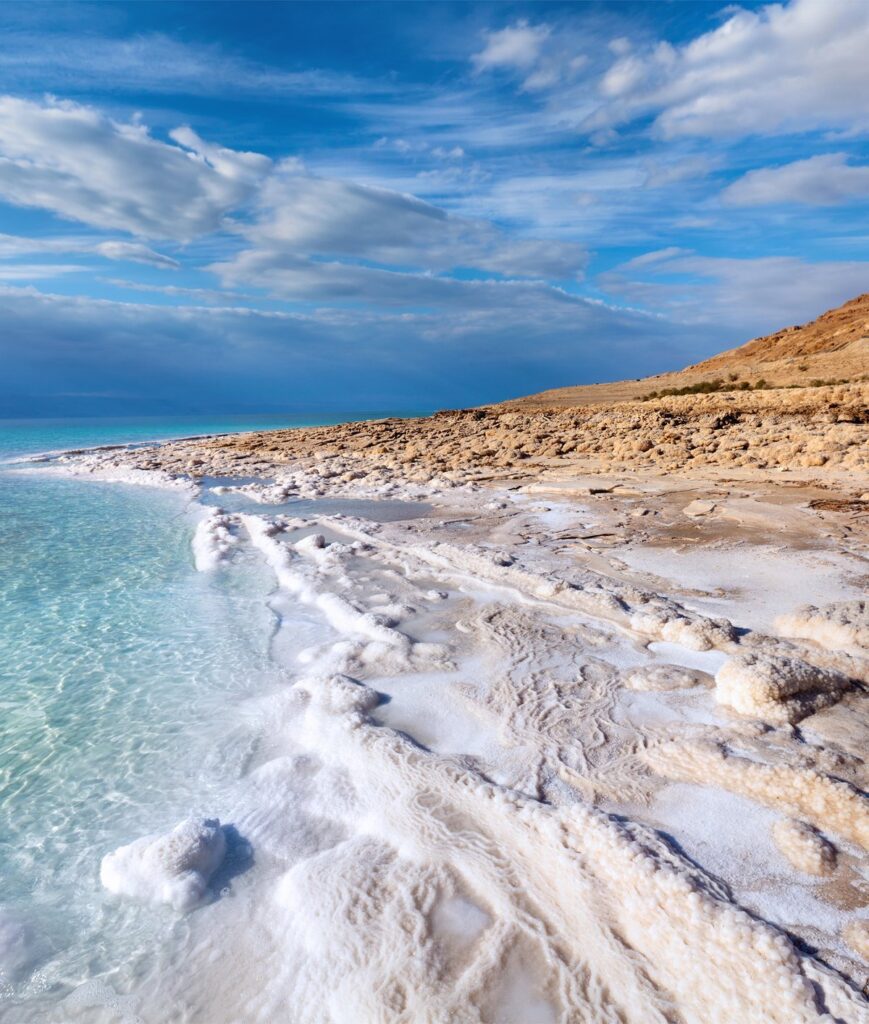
[683,499,717,517]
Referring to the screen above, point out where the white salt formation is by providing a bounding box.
[844,920,869,962]
[776,600,869,652]
[772,819,837,875]
[648,735,869,851]
[715,652,852,724]
[48,438,867,1022]
[191,510,238,571]
[100,818,226,912]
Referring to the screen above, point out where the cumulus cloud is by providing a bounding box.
[211,171,588,305]
[587,0,869,139]
[0,95,271,239]
[472,20,551,72]
[721,153,869,207]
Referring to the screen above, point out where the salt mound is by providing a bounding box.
[191,510,237,571]
[100,817,227,911]
[776,600,869,652]
[772,819,837,876]
[714,653,851,724]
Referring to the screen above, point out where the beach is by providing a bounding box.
[10,380,866,1022]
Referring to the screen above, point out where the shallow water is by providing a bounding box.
[199,484,432,522]
[0,416,412,1018]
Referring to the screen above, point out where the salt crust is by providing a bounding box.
[715,652,853,724]
[772,819,837,876]
[264,673,868,1023]
[65,456,867,1021]
[843,920,869,963]
[649,738,869,851]
[191,510,238,571]
[624,664,712,691]
[31,452,197,493]
[234,518,866,1021]
[776,600,869,652]
[100,818,226,912]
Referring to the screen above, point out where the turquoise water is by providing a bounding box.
[0,413,415,462]
[0,415,413,1019]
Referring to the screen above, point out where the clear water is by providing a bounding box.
[0,415,420,1019]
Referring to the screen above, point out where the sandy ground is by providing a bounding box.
[31,391,869,1023]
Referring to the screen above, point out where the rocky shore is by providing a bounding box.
[115,381,867,490]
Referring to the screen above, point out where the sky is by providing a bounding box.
[0,0,867,416]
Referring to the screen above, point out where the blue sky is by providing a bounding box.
[0,0,867,415]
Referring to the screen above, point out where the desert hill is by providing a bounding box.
[503,293,869,410]
[117,291,867,487]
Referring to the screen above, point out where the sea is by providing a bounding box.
[0,414,419,1021]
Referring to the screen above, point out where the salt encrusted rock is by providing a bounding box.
[776,600,869,652]
[714,653,852,724]
[772,819,837,876]
[100,818,227,912]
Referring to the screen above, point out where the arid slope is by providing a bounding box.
[504,293,869,410]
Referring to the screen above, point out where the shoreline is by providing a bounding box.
[26,384,869,1020]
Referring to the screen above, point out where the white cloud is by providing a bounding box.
[0,263,84,280]
[643,155,716,189]
[472,20,551,72]
[0,233,178,268]
[600,249,869,336]
[587,0,869,139]
[721,153,869,206]
[0,283,704,413]
[211,171,588,305]
[101,279,251,303]
[0,31,379,99]
[93,242,179,269]
[0,95,271,239]
[621,246,689,269]
[431,146,465,160]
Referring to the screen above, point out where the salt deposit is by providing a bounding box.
[776,600,869,652]
[715,652,853,724]
[191,509,239,571]
[23,438,868,1021]
[100,818,227,912]
[772,819,837,876]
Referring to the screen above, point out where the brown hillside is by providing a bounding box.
[503,293,869,410]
